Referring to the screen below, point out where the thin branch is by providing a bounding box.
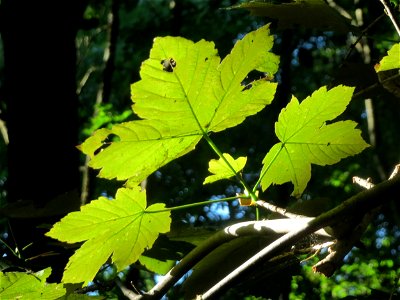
[201,173,400,299]
[116,278,140,300]
[136,173,400,299]
[352,72,400,100]
[256,199,306,219]
[379,0,400,37]
[137,219,331,300]
[0,117,9,145]
[340,13,385,66]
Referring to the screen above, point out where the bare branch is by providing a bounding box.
[379,0,400,37]
[201,173,400,299]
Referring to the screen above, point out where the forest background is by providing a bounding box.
[0,0,399,299]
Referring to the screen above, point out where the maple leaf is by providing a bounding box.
[260,85,369,197]
[79,24,278,185]
[0,268,65,299]
[46,187,171,285]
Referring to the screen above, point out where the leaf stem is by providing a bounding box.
[147,195,248,213]
[203,133,257,202]
[252,143,284,193]
[379,0,400,37]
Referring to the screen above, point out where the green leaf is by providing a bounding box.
[260,85,369,197]
[375,43,400,72]
[80,24,278,185]
[46,187,171,285]
[139,255,176,276]
[204,153,247,184]
[0,268,66,299]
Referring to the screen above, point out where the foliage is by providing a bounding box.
[46,23,369,290]
[0,268,65,299]
[1,0,400,299]
[46,187,171,285]
[260,85,369,197]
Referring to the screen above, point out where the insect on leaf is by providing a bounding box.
[260,85,369,197]
[46,187,171,285]
[79,24,278,186]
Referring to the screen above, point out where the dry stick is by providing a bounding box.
[379,0,400,37]
[201,174,400,299]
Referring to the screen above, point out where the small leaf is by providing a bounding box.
[375,43,400,72]
[204,153,247,184]
[0,268,66,299]
[46,187,171,285]
[260,85,369,197]
[80,24,277,185]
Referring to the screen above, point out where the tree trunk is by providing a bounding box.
[1,0,86,279]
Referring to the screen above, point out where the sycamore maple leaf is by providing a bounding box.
[204,153,247,184]
[375,43,400,72]
[46,187,171,285]
[0,268,65,299]
[79,24,278,185]
[260,85,369,197]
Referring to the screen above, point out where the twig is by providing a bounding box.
[0,117,9,145]
[379,0,400,37]
[340,13,385,67]
[352,73,400,100]
[389,164,400,180]
[256,199,306,219]
[352,176,375,189]
[201,174,400,299]
[116,278,140,300]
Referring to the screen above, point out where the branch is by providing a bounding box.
[201,173,400,299]
[135,218,331,300]
[379,0,400,37]
[133,171,400,299]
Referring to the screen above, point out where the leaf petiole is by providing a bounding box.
[146,195,248,214]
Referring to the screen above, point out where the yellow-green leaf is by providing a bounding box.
[79,24,278,185]
[375,43,400,72]
[260,85,369,197]
[204,153,247,184]
[0,268,65,299]
[46,187,171,285]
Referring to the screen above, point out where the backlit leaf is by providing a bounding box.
[80,24,278,185]
[375,43,400,72]
[260,85,369,197]
[46,187,171,285]
[204,153,247,184]
[0,268,65,299]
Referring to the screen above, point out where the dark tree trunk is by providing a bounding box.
[1,0,86,279]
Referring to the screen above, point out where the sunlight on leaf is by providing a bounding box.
[46,187,171,285]
[374,43,400,72]
[80,24,278,185]
[204,153,247,184]
[0,268,65,299]
[139,255,176,276]
[260,85,369,197]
